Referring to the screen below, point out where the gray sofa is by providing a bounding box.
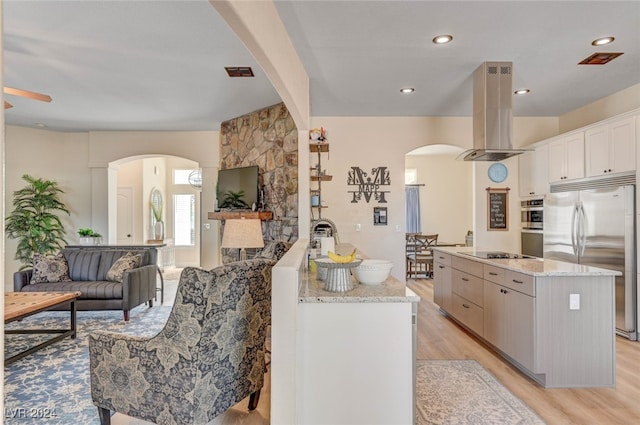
[13,247,157,321]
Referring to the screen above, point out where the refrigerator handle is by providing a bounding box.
[571,203,579,256]
[579,202,588,257]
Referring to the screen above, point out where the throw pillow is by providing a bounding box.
[106,252,142,283]
[31,253,73,284]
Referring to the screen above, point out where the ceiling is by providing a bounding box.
[3,1,639,132]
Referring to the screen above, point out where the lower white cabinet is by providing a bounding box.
[483,280,534,370]
[433,248,615,388]
[433,252,452,312]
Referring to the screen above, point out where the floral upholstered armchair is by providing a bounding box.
[88,259,274,425]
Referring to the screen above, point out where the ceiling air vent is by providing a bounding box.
[225,66,254,77]
[578,52,623,65]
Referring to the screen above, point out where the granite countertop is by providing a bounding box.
[299,244,420,303]
[434,246,621,277]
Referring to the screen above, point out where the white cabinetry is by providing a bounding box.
[450,256,484,336]
[483,265,534,370]
[433,248,616,388]
[518,145,548,197]
[548,132,584,183]
[585,116,636,177]
[433,252,452,312]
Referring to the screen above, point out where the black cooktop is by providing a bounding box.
[459,251,533,259]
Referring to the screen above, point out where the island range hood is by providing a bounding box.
[459,61,528,161]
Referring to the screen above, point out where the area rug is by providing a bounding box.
[4,305,172,425]
[416,359,546,425]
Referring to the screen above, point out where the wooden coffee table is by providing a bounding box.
[5,291,81,365]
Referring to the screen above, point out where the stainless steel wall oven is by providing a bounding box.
[521,199,543,257]
[521,198,543,230]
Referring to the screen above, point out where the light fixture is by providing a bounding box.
[514,89,530,95]
[225,66,254,77]
[432,34,453,44]
[221,218,264,261]
[592,36,615,46]
[400,87,415,93]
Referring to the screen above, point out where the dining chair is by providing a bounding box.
[408,234,438,278]
[405,233,419,279]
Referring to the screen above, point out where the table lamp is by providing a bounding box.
[221,218,264,261]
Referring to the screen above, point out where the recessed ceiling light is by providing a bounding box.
[400,88,415,93]
[432,34,453,44]
[592,36,615,46]
[514,89,530,95]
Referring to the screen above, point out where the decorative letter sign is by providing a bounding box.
[347,166,391,203]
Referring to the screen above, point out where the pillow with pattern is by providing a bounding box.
[31,253,73,284]
[106,252,143,283]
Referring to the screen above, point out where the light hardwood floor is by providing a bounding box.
[113,272,640,424]
[408,278,640,425]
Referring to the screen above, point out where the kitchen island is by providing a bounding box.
[271,240,419,424]
[433,246,619,388]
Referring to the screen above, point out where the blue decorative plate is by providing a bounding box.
[488,163,508,183]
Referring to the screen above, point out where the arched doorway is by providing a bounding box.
[405,144,473,245]
[111,155,202,268]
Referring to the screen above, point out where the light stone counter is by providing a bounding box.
[299,243,419,303]
[434,246,621,277]
[299,269,419,303]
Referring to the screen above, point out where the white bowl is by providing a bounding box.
[353,259,393,285]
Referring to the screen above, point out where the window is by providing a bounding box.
[174,169,199,185]
[173,194,195,246]
[405,168,417,184]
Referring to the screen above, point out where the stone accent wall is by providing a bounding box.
[220,102,298,243]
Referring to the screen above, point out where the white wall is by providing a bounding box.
[472,156,522,254]
[309,116,555,280]
[405,150,473,244]
[4,126,218,289]
[560,83,640,133]
[4,127,93,288]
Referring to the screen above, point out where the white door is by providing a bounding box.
[117,187,134,244]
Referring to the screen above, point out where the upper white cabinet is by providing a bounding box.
[548,132,584,183]
[518,145,548,197]
[585,116,636,177]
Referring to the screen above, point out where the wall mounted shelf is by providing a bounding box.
[208,211,273,221]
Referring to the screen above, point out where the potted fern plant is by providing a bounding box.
[5,174,70,269]
[219,190,250,209]
[78,228,103,245]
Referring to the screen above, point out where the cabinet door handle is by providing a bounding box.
[461,277,470,282]
[438,265,445,269]
[512,279,523,284]
[489,272,498,276]
[462,303,470,309]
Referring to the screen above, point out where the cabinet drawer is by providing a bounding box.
[484,264,505,284]
[452,293,484,337]
[452,269,484,306]
[451,256,483,278]
[433,251,451,266]
[504,270,535,296]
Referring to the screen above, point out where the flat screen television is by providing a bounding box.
[216,165,259,209]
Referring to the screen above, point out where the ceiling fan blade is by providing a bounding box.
[4,86,52,103]
[4,101,14,109]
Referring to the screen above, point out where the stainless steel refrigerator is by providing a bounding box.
[544,184,636,340]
